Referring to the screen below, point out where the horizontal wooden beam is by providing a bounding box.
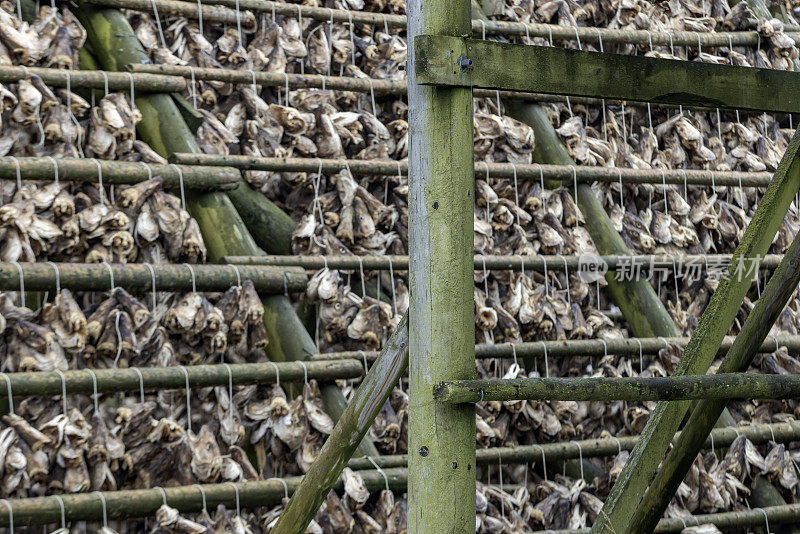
[0,157,239,190]
[434,373,800,403]
[347,420,800,469]
[0,361,362,401]
[172,153,774,187]
[0,263,307,294]
[415,35,800,113]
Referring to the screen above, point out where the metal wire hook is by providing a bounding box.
[510,162,520,225]
[226,482,241,516]
[169,164,187,211]
[508,342,518,368]
[756,508,771,534]
[358,350,369,373]
[101,261,115,291]
[193,484,208,515]
[367,456,390,491]
[183,263,197,293]
[87,368,99,414]
[100,70,109,98]
[1,499,13,534]
[0,373,14,414]
[634,337,644,374]
[612,436,622,455]
[11,261,24,306]
[54,369,68,415]
[154,486,168,506]
[569,440,584,480]
[230,264,242,288]
[9,155,21,191]
[540,341,549,378]
[298,361,309,386]
[46,261,61,293]
[93,492,108,526]
[132,367,145,402]
[268,361,280,389]
[90,158,106,205]
[45,155,59,186]
[535,444,548,481]
[54,495,66,529]
[561,256,571,307]
[222,362,234,421]
[267,477,289,500]
[178,365,192,433]
[143,262,157,311]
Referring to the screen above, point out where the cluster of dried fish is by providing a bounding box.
[1,175,206,264]
[0,282,267,373]
[0,5,209,264]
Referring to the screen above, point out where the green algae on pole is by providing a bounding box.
[270,314,408,534]
[434,374,800,403]
[407,0,477,530]
[592,128,800,534]
[0,157,239,190]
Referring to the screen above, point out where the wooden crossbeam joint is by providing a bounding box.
[415,34,800,113]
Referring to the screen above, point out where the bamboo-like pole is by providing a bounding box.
[310,334,800,363]
[223,253,784,272]
[0,263,306,293]
[627,210,800,532]
[0,468,406,527]
[434,373,800,403]
[199,0,788,47]
[0,157,239,190]
[270,313,409,534]
[591,130,800,534]
[171,154,774,187]
[74,0,256,27]
[0,361,361,400]
[407,0,476,530]
[0,65,184,92]
[74,4,379,457]
[346,420,800,469]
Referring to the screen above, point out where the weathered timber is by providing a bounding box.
[171,153,774,187]
[628,219,800,532]
[535,503,800,533]
[0,468,406,527]
[270,313,408,534]
[416,36,800,113]
[0,361,361,400]
[434,374,800,403]
[346,420,800,469]
[0,65,184,92]
[592,127,800,534]
[0,157,239,190]
[75,4,379,456]
[223,253,783,272]
[309,334,800,362]
[132,63,773,112]
[74,0,256,27]
[0,263,307,293]
[407,0,476,531]
[226,180,295,255]
[201,0,784,46]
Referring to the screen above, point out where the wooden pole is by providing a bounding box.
[434,374,800,403]
[407,0,476,530]
[592,128,800,534]
[223,253,785,272]
[0,66,184,92]
[0,360,361,399]
[0,157,239,190]
[270,313,408,534]
[172,153,775,187]
[308,334,800,362]
[74,4,379,457]
[626,148,800,533]
[346,420,800,469]
[0,262,306,293]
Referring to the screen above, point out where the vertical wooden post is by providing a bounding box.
[407,0,476,531]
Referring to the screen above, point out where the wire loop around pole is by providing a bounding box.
[193,484,208,515]
[46,261,61,293]
[93,491,108,527]
[87,368,100,414]
[183,263,197,293]
[101,261,115,291]
[132,367,146,402]
[54,495,66,529]
[54,369,68,415]
[154,486,168,506]
[366,456,390,491]
[267,477,289,500]
[11,261,24,305]
[569,440,585,480]
[268,361,280,389]
[226,482,241,516]
[0,373,13,415]
[1,498,13,534]
[179,366,192,433]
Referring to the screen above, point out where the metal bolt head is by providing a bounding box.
[457,54,473,72]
